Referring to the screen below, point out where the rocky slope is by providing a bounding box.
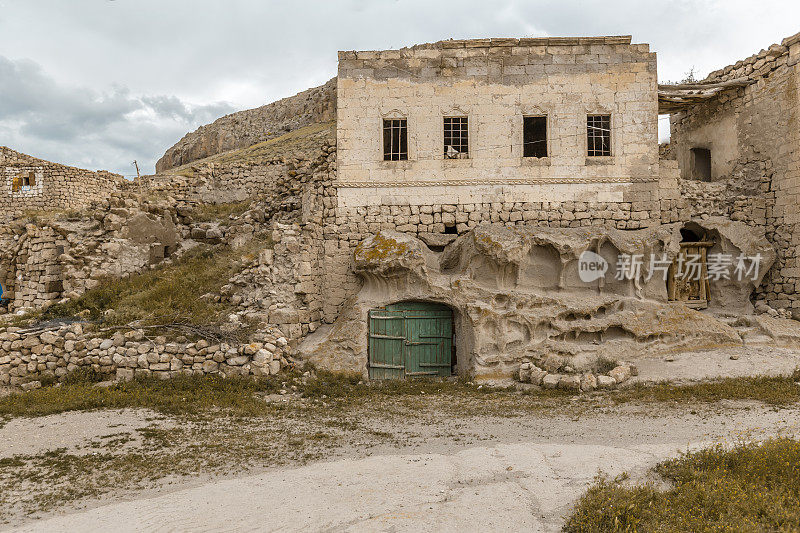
[156,78,336,172]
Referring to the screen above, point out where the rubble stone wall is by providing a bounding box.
[0,147,125,217]
[0,323,290,389]
[669,32,800,314]
[0,193,184,313]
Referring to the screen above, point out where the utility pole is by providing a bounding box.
[133,160,141,195]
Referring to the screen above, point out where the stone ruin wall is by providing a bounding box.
[0,147,125,218]
[669,32,800,315]
[0,323,292,389]
[0,194,185,314]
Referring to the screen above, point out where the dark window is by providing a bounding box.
[383,119,408,161]
[523,116,547,158]
[444,117,469,158]
[587,115,612,156]
[690,148,711,181]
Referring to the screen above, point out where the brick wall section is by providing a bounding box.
[0,147,125,216]
[669,32,800,314]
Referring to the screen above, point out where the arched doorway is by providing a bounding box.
[368,301,454,379]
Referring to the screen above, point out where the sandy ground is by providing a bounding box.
[5,402,800,533]
[632,344,800,384]
[2,342,800,532]
[0,409,164,459]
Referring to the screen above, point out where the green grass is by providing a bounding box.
[610,375,800,406]
[564,438,800,532]
[32,238,270,331]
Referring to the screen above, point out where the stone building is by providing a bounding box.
[0,147,125,217]
[336,36,660,222]
[301,34,798,380]
[665,32,800,314]
[3,32,800,388]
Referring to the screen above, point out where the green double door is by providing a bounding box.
[368,302,454,379]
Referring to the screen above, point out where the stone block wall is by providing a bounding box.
[336,36,659,211]
[669,32,800,314]
[0,147,125,217]
[10,226,68,310]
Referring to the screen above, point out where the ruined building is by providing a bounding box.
[1,32,799,388]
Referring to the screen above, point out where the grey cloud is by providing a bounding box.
[0,0,798,174]
[0,54,234,174]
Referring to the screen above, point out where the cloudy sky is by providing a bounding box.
[1,0,798,176]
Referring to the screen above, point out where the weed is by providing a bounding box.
[595,356,618,375]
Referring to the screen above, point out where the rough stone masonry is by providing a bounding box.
[2,32,800,388]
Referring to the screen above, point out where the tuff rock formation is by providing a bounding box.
[300,220,777,380]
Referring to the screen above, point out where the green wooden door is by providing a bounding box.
[368,302,453,379]
[368,308,406,379]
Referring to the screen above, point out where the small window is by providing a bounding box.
[690,148,711,181]
[523,116,547,158]
[21,171,34,189]
[444,117,468,158]
[383,118,408,161]
[587,115,612,157]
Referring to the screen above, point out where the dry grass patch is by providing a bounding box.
[564,438,800,532]
[31,238,271,334]
[190,201,252,222]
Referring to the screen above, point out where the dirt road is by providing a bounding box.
[8,404,800,533]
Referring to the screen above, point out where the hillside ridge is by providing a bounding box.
[156,78,336,172]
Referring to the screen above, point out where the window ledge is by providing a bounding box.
[585,156,615,165]
[521,156,551,166]
[380,160,413,169]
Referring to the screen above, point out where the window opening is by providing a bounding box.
[523,116,547,158]
[690,147,711,181]
[587,115,612,156]
[383,119,408,161]
[444,117,468,159]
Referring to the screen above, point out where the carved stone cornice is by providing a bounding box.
[335,176,657,188]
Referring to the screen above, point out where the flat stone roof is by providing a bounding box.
[339,35,633,58]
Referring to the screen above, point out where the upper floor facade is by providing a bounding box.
[335,36,659,207]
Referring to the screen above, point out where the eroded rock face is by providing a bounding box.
[301,220,775,380]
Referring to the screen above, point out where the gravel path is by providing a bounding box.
[8,404,800,533]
